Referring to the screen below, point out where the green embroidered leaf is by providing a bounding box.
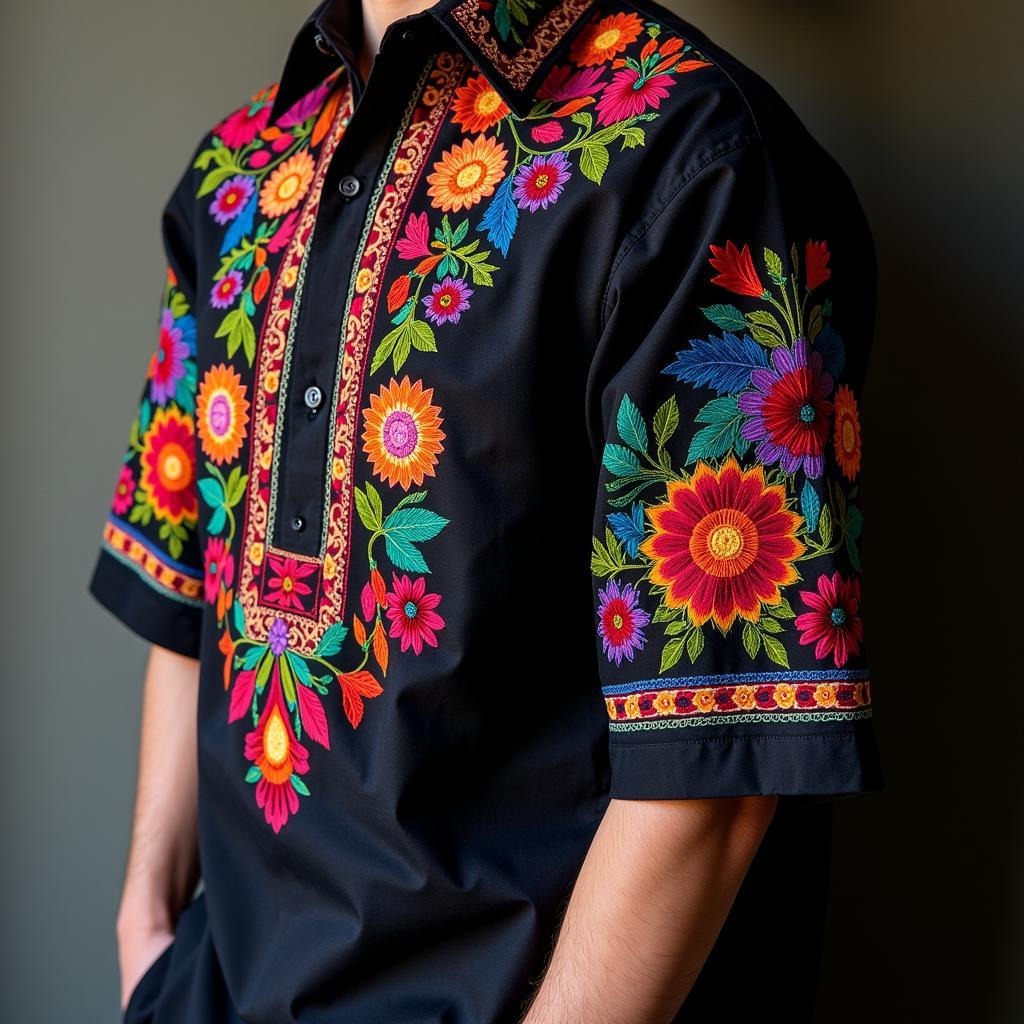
[620,126,645,150]
[764,247,785,285]
[409,319,437,352]
[371,324,403,375]
[819,503,834,547]
[701,304,747,332]
[290,773,310,796]
[197,166,239,198]
[665,619,687,636]
[768,597,796,619]
[761,633,789,668]
[579,143,610,185]
[591,529,626,577]
[653,603,682,623]
[315,621,349,657]
[845,504,864,540]
[451,218,469,246]
[255,652,273,692]
[170,291,189,319]
[660,637,685,674]
[749,325,783,348]
[279,655,297,709]
[393,489,427,511]
[244,766,262,783]
[653,395,679,447]
[232,597,245,636]
[366,482,384,525]
[602,443,641,477]
[225,466,247,507]
[745,310,785,347]
[462,250,499,287]
[742,621,761,660]
[686,396,744,464]
[686,627,705,663]
[214,308,256,363]
[571,111,593,131]
[759,616,784,634]
[616,394,648,452]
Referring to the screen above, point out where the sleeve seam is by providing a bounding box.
[599,134,763,332]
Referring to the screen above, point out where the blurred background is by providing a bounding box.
[2,0,1021,1020]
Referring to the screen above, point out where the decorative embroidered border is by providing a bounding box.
[239,54,466,654]
[603,670,872,728]
[447,0,594,90]
[102,518,204,605]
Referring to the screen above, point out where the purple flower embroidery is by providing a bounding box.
[268,618,290,657]
[150,309,189,405]
[513,152,571,212]
[422,276,472,325]
[597,579,650,666]
[209,175,255,225]
[210,269,245,310]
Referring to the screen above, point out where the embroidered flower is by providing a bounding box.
[203,537,235,604]
[738,337,834,479]
[112,465,134,516]
[708,241,766,298]
[597,579,650,666]
[139,406,198,526]
[795,572,863,668]
[451,74,510,132]
[805,240,832,291]
[210,270,244,310]
[536,65,606,101]
[361,376,445,489]
[259,150,315,218]
[243,666,310,834]
[385,573,444,655]
[426,135,508,212]
[268,617,290,657]
[513,152,572,211]
[422,275,473,325]
[215,91,272,148]
[570,11,644,66]
[197,363,250,464]
[209,174,255,224]
[833,383,862,481]
[396,211,431,260]
[595,68,674,125]
[641,458,805,631]
[149,309,189,405]
[263,555,317,612]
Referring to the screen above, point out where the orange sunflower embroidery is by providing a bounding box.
[361,376,445,490]
[426,135,508,212]
[139,406,198,525]
[451,75,510,133]
[196,363,250,465]
[833,384,862,480]
[259,150,315,217]
[569,12,644,66]
[641,458,805,631]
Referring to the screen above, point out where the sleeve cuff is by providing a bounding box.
[88,544,204,659]
[608,718,883,800]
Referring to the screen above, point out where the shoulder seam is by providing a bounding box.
[599,134,763,330]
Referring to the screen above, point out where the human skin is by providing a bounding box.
[116,2,779,1018]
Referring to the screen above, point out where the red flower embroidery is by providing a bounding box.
[805,240,831,291]
[795,572,863,668]
[708,241,765,297]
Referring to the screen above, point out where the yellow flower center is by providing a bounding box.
[594,28,621,49]
[438,293,453,308]
[276,172,301,201]
[535,173,549,188]
[476,90,503,115]
[158,444,188,490]
[455,161,485,190]
[691,507,759,578]
[281,576,294,593]
[709,524,743,560]
[612,613,624,629]
[264,707,289,767]
[842,419,856,452]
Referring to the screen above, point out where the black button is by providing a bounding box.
[304,385,323,410]
[314,32,333,55]
[401,27,417,43]
[338,175,361,199]
[291,515,306,533]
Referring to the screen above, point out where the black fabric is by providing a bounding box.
[88,0,884,1020]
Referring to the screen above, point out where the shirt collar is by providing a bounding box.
[269,0,599,123]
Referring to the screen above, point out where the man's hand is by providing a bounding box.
[520,794,778,1024]
[116,644,202,1011]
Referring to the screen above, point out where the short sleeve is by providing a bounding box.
[87,165,205,658]
[589,139,883,800]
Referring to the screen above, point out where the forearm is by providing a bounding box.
[521,795,778,1024]
[117,643,201,938]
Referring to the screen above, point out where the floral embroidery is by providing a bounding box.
[592,237,870,724]
[361,377,446,490]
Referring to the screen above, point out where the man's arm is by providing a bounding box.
[521,795,778,1024]
[115,644,202,1011]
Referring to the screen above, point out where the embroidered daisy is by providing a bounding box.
[210,270,244,309]
[641,458,805,632]
[148,308,190,405]
[597,579,650,666]
[570,12,644,66]
[795,572,864,668]
[203,536,235,605]
[263,555,318,612]
[138,407,198,526]
[197,363,250,464]
[737,337,834,479]
[451,74,510,133]
[426,135,508,212]
[209,174,255,224]
[385,573,444,655]
[112,465,134,516]
[595,67,675,125]
[259,150,315,218]
[215,91,273,148]
[361,376,445,490]
[422,275,473,325]
[513,152,572,211]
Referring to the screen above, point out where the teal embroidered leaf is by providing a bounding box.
[686,396,744,464]
[315,621,349,657]
[742,621,761,660]
[616,395,648,452]
[232,597,245,636]
[287,652,314,688]
[579,143,610,185]
[761,633,789,668]
[602,443,641,476]
[241,645,265,669]
[700,304,747,332]
[199,477,225,508]
[653,395,679,447]
[290,774,310,796]
[382,507,449,574]
[208,506,227,535]
[801,479,821,533]
[660,637,685,674]
[391,297,414,326]
[244,766,262,783]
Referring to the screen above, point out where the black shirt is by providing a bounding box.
[89,0,883,1020]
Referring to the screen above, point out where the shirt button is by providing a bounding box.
[338,175,361,199]
[292,515,306,533]
[314,32,333,55]
[401,27,417,43]
[304,385,323,410]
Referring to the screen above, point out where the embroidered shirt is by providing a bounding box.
[89,0,883,1020]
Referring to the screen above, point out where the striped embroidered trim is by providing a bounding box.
[603,671,872,726]
[102,518,204,606]
[447,0,594,90]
